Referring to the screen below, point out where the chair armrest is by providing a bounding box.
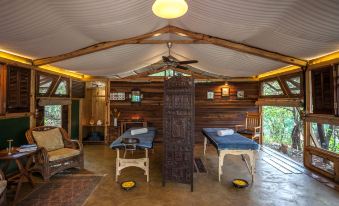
[71,140,83,152]
[253,126,261,134]
[35,147,49,164]
[63,138,83,151]
[235,125,245,131]
[0,170,5,181]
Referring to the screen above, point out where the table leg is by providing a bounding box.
[145,149,149,182]
[218,151,225,182]
[116,149,120,182]
[203,137,207,156]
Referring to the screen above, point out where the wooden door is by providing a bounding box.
[163,76,195,191]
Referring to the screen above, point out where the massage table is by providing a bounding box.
[110,127,156,182]
[202,128,259,182]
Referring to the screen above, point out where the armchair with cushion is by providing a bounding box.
[25,126,84,181]
[0,169,6,205]
[235,112,261,142]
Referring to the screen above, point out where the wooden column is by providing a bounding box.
[29,69,36,128]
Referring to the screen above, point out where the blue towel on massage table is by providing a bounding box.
[110,127,156,149]
[202,128,259,150]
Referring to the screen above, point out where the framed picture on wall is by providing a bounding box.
[207,91,214,100]
[221,87,230,97]
[110,92,125,100]
[237,90,245,99]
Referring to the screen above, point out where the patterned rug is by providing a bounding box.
[17,173,103,206]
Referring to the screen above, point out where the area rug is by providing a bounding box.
[17,173,103,206]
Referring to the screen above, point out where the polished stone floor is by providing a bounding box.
[82,144,339,206]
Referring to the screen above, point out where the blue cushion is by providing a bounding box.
[110,127,156,149]
[202,128,259,150]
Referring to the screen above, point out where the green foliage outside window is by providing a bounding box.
[44,105,62,127]
[55,80,68,95]
[262,106,304,163]
[261,80,284,96]
[311,123,339,154]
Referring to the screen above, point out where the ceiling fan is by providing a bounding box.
[162,42,198,70]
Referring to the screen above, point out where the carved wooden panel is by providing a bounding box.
[163,76,195,190]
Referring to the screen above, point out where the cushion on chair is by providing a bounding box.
[48,148,80,162]
[0,180,6,194]
[32,128,65,152]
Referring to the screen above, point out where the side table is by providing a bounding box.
[0,148,40,205]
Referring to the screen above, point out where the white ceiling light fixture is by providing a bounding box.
[152,0,188,19]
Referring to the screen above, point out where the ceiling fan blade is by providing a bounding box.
[176,65,189,70]
[178,60,198,64]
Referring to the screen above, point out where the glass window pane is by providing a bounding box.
[262,80,284,96]
[44,105,62,127]
[55,80,68,95]
[285,76,301,95]
[310,123,339,154]
[311,154,335,174]
[38,75,54,95]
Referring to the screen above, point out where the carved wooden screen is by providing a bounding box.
[163,76,195,191]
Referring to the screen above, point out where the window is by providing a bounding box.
[312,67,333,114]
[149,69,190,77]
[54,79,68,96]
[6,65,30,113]
[285,76,301,95]
[262,106,304,163]
[72,80,85,98]
[38,74,55,96]
[310,123,339,154]
[261,80,284,96]
[44,105,62,127]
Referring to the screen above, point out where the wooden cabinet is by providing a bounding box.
[81,85,108,144]
[163,76,195,191]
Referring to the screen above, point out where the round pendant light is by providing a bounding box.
[152,0,188,19]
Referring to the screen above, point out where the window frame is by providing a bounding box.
[260,72,303,98]
[51,77,70,97]
[36,72,59,97]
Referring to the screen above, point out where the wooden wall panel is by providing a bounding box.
[110,81,259,143]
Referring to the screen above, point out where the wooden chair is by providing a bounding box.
[235,112,262,141]
[25,126,84,181]
[0,169,6,205]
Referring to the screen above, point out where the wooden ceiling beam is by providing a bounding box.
[33,25,308,67]
[33,26,171,66]
[168,26,308,67]
[133,40,208,44]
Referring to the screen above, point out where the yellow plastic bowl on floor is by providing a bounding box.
[121,181,136,190]
[232,179,249,188]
